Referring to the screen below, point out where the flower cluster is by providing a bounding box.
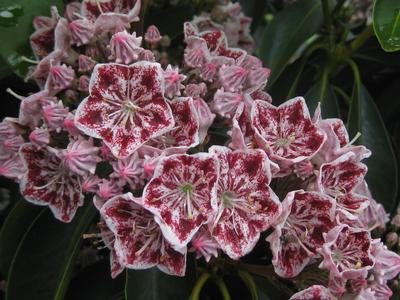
[1,0,399,298]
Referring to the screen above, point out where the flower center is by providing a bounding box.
[276,133,296,148]
[123,100,140,112]
[181,183,195,219]
[221,191,235,208]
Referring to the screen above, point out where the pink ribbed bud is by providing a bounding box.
[69,18,95,46]
[109,31,142,64]
[144,25,162,45]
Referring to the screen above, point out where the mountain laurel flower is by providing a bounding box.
[69,18,95,46]
[318,224,375,280]
[20,144,84,222]
[46,62,76,95]
[75,62,174,158]
[289,285,333,300]
[78,75,90,92]
[189,226,219,262]
[58,137,101,176]
[78,54,96,73]
[251,97,326,172]
[29,127,50,146]
[142,153,219,249]
[110,151,144,189]
[209,146,281,259]
[0,155,25,181]
[109,31,143,64]
[267,190,336,278]
[144,25,162,46]
[42,100,69,131]
[100,193,187,276]
[163,65,186,98]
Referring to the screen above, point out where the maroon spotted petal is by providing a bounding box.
[209,146,281,259]
[20,144,84,222]
[100,193,186,276]
[251,97,326,169]
[75,62,174,158]
[267,191,336,278]
[142,154,219,249]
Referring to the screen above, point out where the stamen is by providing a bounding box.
[346,132,362,147]
[6,88,24,101]
[21,56,39,64]
[96,0,104,14]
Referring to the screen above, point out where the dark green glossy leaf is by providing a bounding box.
[125,265,196,300]
[354,38,400,66]
[373,0,400,52]
[348,83,399,212]
[0,0,63,78]
[252,275,291,300]
[0,201,44,277]
[305,79,340,118]
[259,0,324,86]
[6,203,97,300]
[65,259,125,300]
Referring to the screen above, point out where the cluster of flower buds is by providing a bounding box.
[0,0,399,298]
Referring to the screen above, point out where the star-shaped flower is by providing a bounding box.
[209,146,281,259]
[19,144,84,222]
[251,97,326,171]
[142,153,219,249]
[100,193,187,276]
[75,62,174,158]
[267,190,336,278]
[319,224,375,280]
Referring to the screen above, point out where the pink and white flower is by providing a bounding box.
[251,97,326,171]
[209,146,281,259]
[142,153,219,249]
[319,224,375,280]
[289,285,333,300]
[267,190,336,278]
[75,62,174,158]
[100,193,187,276]
[19,144,84,222]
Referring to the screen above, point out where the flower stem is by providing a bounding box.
[189,272,211,300]
[214,276,231,300]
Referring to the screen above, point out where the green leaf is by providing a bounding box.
[6,203,97,300]
[0,0,63,77]
[0,5,23,27]
[259,0,324,86]
[125,266,196,300]
[0,201,44,277]
[252,275,291,300]
[65,259,125,300]
[305,78,340,118]
[373,0,400,52]
[348,83,399,212]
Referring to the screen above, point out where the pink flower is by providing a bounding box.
[289,285,333,300]
[313,119,371,165]
[267,190,336,278]
[78,54,96,73]
[110,151,144,189]
[19,144,84,222]
[75,62,174,158]
[229,102,256,150]
[96,179,123,201]
[192,97,215,144]
[371,240,400,284]
[189,226,219,262]
[318,152,369,214]
[209,146,281,259]
[45,62,76,95]
[109,31,143,64]
[218,65,248,92]
[100,193,187,276]
[0,155,25,181]
[82,175,101,193]
[29,127,50,146]
[69,18,95,46]
[211,89,245,118]
[163,65,186,98]
[318,225,375,280]
[64,2,81,22]
[30,6,59,59]
[58,137,101,176]
[144,25,162,45]
[43,100,69,131]
[142,153,219,249]
[251,97,326,171]
[184,36,210,68]
[63,112,82,136]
